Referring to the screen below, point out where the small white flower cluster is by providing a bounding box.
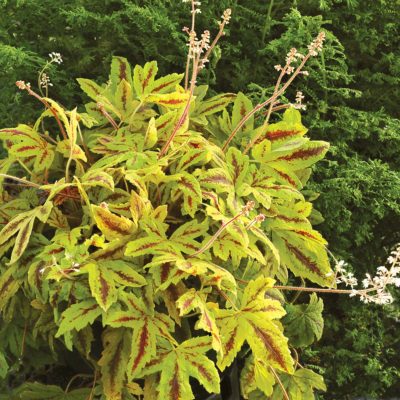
[221,8,232,25]
[273,32,325,75]
[40,72,53,88]
[16,80,31,90]
[333,244,400,305]
[292,90,306,110]
[49,52,63,64]
[308,31,326,57]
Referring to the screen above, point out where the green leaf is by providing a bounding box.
[56,299,102,337]
[271,368,326,400]
[17,382,91,400]
[283,294,324,347]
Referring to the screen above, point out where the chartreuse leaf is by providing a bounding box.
[141,336,220,400]
[216,277,293,375]
[83,260,146,311]
[0,202,53,264]
[240,355,276,399]
[273,229,333,287]
[149,72,184,94]
[232,92,253,133]
[77,78,104,101]
[267,140,330,170]
[56,299,102,337]
[134,61,158,99]
[195,93,236,117]
[177,288,222,354]
[283,294,324,347]
[110,56,133,88]
[0,124,55,172]
[81,169,114,191]
[270,368,326,400]
[85,262,118,312]
[92,204,135,241]
[105,292,175,379]
[98,328,131,400]
[146,92,190,108]
[265,107,308,145]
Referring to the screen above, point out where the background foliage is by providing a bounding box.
[0,0,399,398]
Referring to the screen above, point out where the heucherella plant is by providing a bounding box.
[2,3,395,400]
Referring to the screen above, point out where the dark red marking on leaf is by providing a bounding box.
[277,146,326,162]
[293,230,320,241]
[113,270,140,285]
[200,100,230,115]
[14,219,32,257]
[181,151,203,169]
[274,169,297,187]
[284,239,324,277]
[152,76,181,93]
[157,115,175,131]
[71,304,98,322]
[170,363,181,400]
[187,357,214,382]
[100,213,131,236]
[276,215,304,224]
[99,272,110,305]
[202,175,231,186]
[157,98,187,106]
[161,263,173,283]
[266,129,300,141]
[182,296,195,311]
[0,276,14,297]
[16,145,37,152]
[118,59,127,81]
[142,65,156,92]
[248,321,288,371]
[224,326,238,354]
[131,322,149,374]
[86,82,102,96]
[108,337,123,389]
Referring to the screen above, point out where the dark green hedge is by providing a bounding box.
[1,0,399,397]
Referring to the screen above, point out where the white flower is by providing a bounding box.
[49,52,63,64]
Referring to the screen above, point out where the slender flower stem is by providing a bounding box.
[272,285,377,295]
[184,0,197,90]
[222,52,311,153]
[97,102,119,131]
[20,85,68,140]
[188,201,254,258]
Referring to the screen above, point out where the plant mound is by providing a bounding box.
[0,57,331,399]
